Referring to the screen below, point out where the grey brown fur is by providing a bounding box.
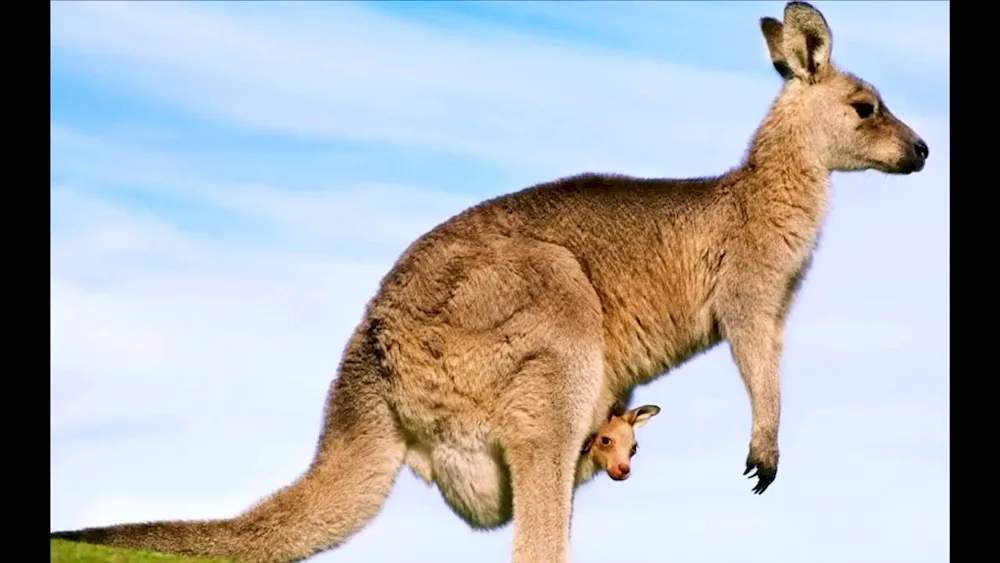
[51,2,929,562]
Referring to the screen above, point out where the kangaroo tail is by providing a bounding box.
[51,323,407,563]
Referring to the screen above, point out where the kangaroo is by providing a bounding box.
[50,2,930,562]
[577,404,661,485]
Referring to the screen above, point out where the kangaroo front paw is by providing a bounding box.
[743,442,779,494]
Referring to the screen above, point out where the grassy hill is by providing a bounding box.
[51,540,232,563]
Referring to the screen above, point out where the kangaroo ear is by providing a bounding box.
[626,405,661,429]
[780,1,833,83]
[761,17,794,81]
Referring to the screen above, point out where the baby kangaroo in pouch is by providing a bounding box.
[579,405,661,483]
[52,2,930,562]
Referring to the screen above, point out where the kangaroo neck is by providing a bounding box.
[738,113,832,216]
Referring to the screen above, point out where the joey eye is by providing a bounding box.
[630,444,638,457]
[600,436,612,446]
[851,102,875,119]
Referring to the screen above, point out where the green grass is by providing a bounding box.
[51,541,232,563]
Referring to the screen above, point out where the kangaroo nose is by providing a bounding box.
[914,139,929,160]
[618,463,630,476]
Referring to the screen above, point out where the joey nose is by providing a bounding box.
[913,139,929,160]
[618,463,630,476]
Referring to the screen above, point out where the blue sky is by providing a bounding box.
[50,2,949,562]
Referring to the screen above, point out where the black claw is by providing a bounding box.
[750,469,775,494]
[743,457,776,494]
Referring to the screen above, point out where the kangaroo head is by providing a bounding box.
[582,405,661,481]
[754,1,928,175]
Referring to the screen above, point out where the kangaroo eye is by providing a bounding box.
[600,436,612,446]
[851,102,874,119]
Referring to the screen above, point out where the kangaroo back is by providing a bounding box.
[51,323,407,563]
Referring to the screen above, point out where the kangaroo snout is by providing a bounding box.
[610,463,630,481]
[900,137,929,174]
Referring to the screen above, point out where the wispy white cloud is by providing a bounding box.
[49,0,794,177]
[50,126,480,253]
[467,0,950,77]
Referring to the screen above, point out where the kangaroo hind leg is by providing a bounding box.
[500,347,604,563]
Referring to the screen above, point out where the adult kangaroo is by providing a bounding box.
[51,2,930,562]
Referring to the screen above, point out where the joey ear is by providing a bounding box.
[626,405,661,429]
[780,1,833,83]
[581,434,596,455]
[760,17,794,81]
